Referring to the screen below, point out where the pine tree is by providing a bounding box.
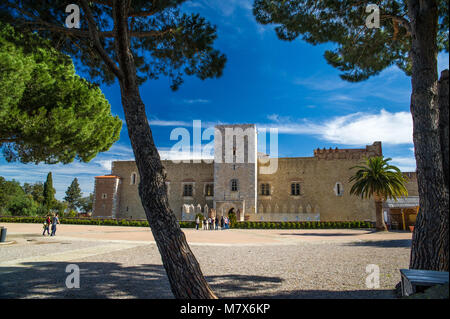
[64,178,82,211]
[0,22,122,164]
[253,0,449,272]
[1,1,226,298]
[43,172,56,211]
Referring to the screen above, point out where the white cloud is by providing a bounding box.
[390,156,417,172]
[183,99,211,104]
[258,109,413,145]
[294,66,411,105]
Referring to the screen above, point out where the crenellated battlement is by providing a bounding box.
[313,142,382,160]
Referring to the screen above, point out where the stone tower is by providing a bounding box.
[213,124,257,221]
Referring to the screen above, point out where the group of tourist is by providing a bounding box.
[195,215,230,230]
[42,213,60,236]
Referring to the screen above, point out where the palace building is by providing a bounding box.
[92,124,418,223]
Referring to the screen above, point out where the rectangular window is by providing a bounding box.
[183,184,193,197]
[261,183,270,196]
[291,183,300,196]
[205,184,214,196]
[231,179,238,192]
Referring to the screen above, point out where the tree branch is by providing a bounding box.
[381,14,412,36]
[128,9,158,17]
[79,0,124,80]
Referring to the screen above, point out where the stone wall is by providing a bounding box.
[94,140,418,223]
[252,142,383,222]
[111,160,214,220]
[214,124,257,220]
[92,176,121,218]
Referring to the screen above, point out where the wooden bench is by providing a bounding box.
[400,269,449,296]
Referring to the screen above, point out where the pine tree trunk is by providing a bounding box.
[408,0,449,271]
[111,2,217,299]
[119,88,217,298]
[438,69,449,189]
[375,199,387,231]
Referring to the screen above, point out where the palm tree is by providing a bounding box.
[349,157,409,231]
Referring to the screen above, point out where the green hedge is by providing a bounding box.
[232,221,373,229]
[0,216,196,228]
[0,216,372,229]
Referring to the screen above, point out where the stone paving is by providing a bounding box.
[0,223,412,299]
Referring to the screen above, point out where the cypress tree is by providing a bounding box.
[43,172,56,211]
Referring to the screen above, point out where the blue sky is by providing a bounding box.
[0,0,449,199]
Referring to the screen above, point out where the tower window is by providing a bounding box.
[183,184,193,197]
[102,193,107,199]
[261,183,270,196]
[291,183,301,196]
[231,179,239,192]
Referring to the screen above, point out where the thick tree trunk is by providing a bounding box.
[408,0,449,271]
[111,1,217,299]
[120,88,217,298]
[438,69,449,189]
[375,199,387,231]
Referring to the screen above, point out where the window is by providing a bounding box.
[335,182,343,196]
[102,193,107,199]
[261,183,270,196]
[291,183,301,196]
[205,184,214,197]
[131,172,137,185]
[183,184,193,197]
[231,179,239,192]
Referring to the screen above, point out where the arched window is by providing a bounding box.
[131,172,137,185]
[230,179,239,192]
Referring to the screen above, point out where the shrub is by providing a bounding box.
[228,211,237,228]
[6,195,39,216]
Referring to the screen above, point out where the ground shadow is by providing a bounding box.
[279,231,376,237]
[255,289,397,299]
[0,262,172,299]
[0,261,397,299]
[344,239,411,248]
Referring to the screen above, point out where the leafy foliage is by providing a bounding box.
[0,22,122,164]
[253,0,448,81]
[0,1,226,90]
[64,178,82,211]
[0,176,25,208]
[23,182,45,204]
[349,156,409,200]
[77,193,94,213]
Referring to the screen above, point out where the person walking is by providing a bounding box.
[203,217,207,230]
[215,217,219,230]
[50,213,60,236]
[220,216,224,230]
[195,215,200,230]
[42,215,51,236]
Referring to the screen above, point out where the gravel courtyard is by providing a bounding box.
[0,223,412,299]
